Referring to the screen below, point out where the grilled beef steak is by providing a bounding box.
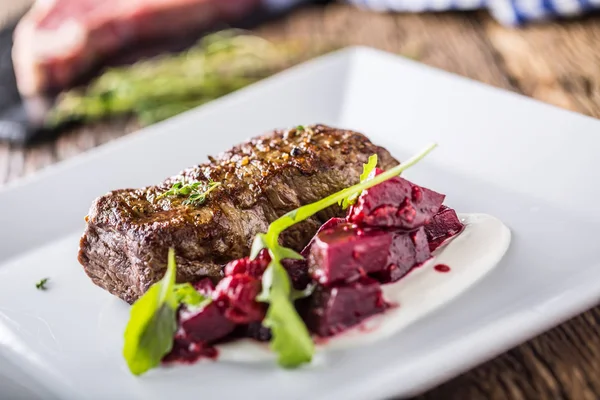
[78,125,398,303]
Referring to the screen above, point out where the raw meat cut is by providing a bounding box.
[13,0,261,95]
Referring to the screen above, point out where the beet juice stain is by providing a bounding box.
[434,264,451,273]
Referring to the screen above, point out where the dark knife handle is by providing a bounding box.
[0,17,43,144]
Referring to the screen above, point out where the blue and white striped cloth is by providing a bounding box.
[265,0,599,25]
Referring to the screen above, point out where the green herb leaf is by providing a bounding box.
[158,179,222,206]
[123,248,179,376]
[291,283,316,301]
[173,283,211,308]
[35,278,49,290]
[287,209,299,221]
[340,154,378,210]
[275,246,304,261]
[250,233,268,260]
[296,125,305,132]
[359,154,379,182]
[156,181,182,199]
[262,261,313,368]
[268,144,437,239]
[256,263,274,303]
[254,243,314,367]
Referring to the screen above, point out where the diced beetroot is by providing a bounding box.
[281,258,312,291]
[308,223,431,285]
[224,249,271,278]
[348,168,445,229]
[308,223,392,285]
[163,280,235,364]
[412,227,431,263]
[299,217,346,254]
[280,217,346,290]
[162,337,218,364]
[224,247,313,290]
[424,205,464,251]
[178,302,237,343]
[193,278,215,297]
[370,227,431,283]
[302,277,388,337]
[213,274,266,324]
[239,321,272,342]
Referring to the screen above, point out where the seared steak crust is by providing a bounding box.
[78,125,398,303]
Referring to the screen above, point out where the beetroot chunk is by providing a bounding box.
[193,278,215,297]
[424,206,464,251]
[281,258,312,291]
[370,227,430,283]
[164,279,236,364]
[224,247,314,291]
[164,303,228,364]
[348,168,445,229]
[308,223,431,285]
[163,338,218,364]
[282,217,346,290]
[302,277,388,337]
[213,275,266,324]
[238,321,272,342]
[224,249,271,278]
[299,217,346,254]
[308,223,392,285]
[178,302,237,344]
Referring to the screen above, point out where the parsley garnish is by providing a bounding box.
[252,143,437,368]
[35,278,49,290]
[157,179,222,206]
[123,248,210,375]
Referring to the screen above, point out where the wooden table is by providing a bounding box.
[2,2,600,399]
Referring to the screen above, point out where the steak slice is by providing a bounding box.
[13,0,260,95]
[78,125,399,303]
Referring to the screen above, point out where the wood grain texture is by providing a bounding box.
[1,3,600,399]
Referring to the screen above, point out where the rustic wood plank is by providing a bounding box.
[260,7,516,90]
[419,309,600,400]
[4,145,24,182]
[53,119,139,161]
[481,14,600,118]
[414,15,600,399]
[22,142,55,176]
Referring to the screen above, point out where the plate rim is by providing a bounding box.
[1,45,600,400]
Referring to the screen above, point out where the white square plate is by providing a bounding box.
[1,47,600,400]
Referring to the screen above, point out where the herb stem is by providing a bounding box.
[268,143,438,237]
[35,278,50,290]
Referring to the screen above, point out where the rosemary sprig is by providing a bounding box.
[46,31,331,127]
